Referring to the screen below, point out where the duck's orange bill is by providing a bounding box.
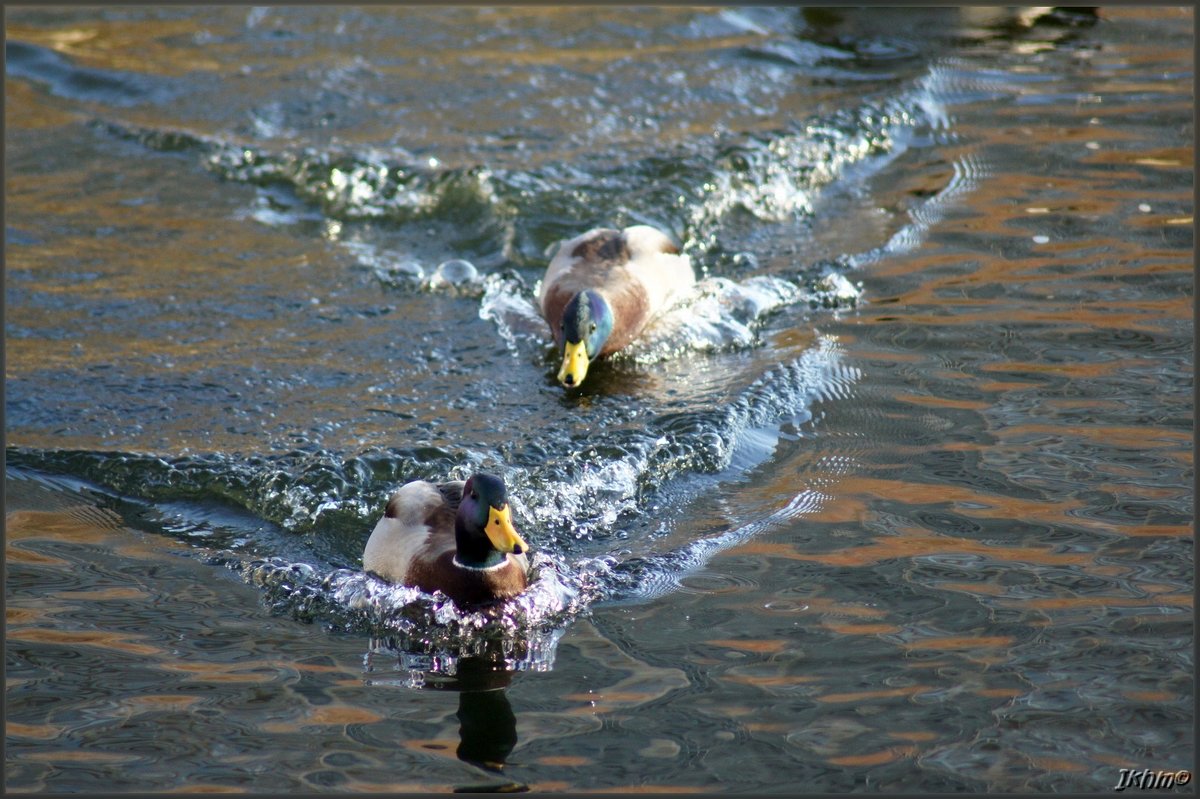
[557,340,589,387]
[486,505,528,555]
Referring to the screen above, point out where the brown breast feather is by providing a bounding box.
[407,551,527,607]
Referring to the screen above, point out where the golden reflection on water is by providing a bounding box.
[260,704,384,733]
[7,19,223,75]
[7,503,447,792]
[5,81,78,129]
[7,627,162,657]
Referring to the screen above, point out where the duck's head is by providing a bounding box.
[558,289,613,388]
[456,473,529,568]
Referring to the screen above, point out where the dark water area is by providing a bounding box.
[6,6,1193,793]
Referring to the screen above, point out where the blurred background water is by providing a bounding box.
[6,6,1193,792]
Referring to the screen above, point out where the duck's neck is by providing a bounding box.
[455,520,507,569]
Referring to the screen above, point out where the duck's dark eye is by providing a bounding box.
[470,491,478,500]
[589,323,597,333]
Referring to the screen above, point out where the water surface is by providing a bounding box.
[6,6,1193,792]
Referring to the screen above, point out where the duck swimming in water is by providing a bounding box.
[539,225,695,388]
[362,472,530,608]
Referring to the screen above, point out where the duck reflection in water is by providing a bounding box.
[429,658,528,793]
[435,658,525,792]
[366,635,554,793]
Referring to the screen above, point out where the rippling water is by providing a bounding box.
[6,6,1193,792]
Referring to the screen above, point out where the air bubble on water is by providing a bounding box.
[427,259,479,292]
[731,251,759,269]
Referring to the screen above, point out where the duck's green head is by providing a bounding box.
[456,473,528,567]
[558,289,613,388]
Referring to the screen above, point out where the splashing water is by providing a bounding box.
[12,52,966,675]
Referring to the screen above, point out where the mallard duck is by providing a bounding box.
[539,225,695,387]
[362,473,530,607]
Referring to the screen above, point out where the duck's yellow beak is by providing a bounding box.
[557,340,589,387]
[486,505,528,555]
